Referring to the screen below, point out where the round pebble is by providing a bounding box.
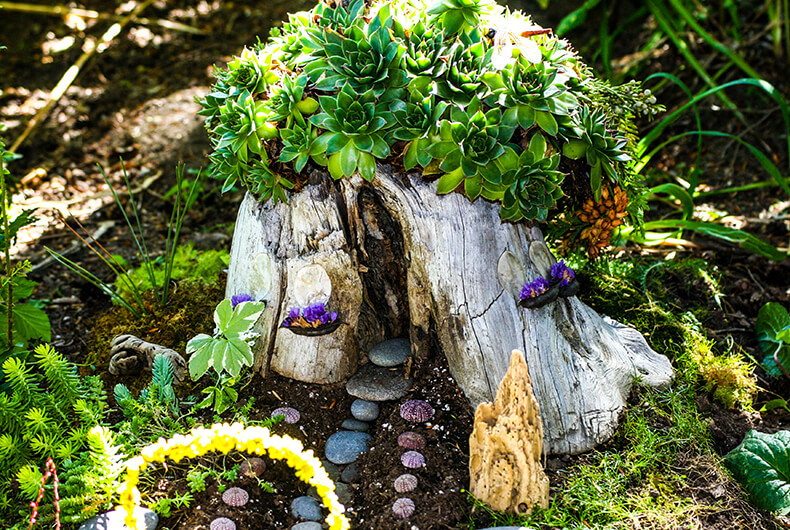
[271,406,300,424]
[400,399,434,422]
[394,473,418,493]
[350,399,380,421]
[291,523,323,530]
[341,463,359,483]
[341,418,369,432]
[392,497,416,519]
[325,431,371,464]
[397,431,426,450]
[368,337,412,367]
[335,481,353,505]
[291,496,322,521]
[346,363,413,401]
[401,450,425,469]
[321,459,341,482]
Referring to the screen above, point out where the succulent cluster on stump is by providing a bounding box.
[198,0,660,256]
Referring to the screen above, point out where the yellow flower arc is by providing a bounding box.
[118,422,350,530]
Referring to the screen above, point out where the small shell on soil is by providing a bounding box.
[392,497,416,519]
[210,517,237,530]
[394,473,418,493]
[222,487,249,507]
[397,431,426,450]
[400,400,434,422]
[271,406,301,424]
[401,450,425,469]
[240,457,266,477]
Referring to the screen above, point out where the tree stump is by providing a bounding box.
[226,166,674,454]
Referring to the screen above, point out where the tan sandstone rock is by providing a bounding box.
[469,349,549,514]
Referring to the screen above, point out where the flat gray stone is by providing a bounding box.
[320,459,341,482]
[341,463,359,483]
[368,338,411,367]
[291,495,322,521]
[325,430,371,464]
[291,523,322,530]
[350,398,380,421]
[345,363,413,401]
[79,508,158,530]
[335,482,353,505]
[341,418,369,431]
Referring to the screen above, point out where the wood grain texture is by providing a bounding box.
[227,167,674,454]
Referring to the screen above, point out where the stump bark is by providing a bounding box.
[226,166,674,454]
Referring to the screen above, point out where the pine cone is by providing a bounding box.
[576,185,629,258]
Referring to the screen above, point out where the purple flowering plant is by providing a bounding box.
[281,303,338,328]
[520,277,550,300]
[231,293,255,308]
[549,260,575,287]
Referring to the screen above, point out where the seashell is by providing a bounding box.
[392,497,416,519]
[401,450,425,469]
[271,406,300,424]
[400,400,434,423]
[240,457,266,478]
[222,487,249,507]
[293,264,332,307]
[397,431,426,450]
[394,473,418,493]
[210,517,237,530]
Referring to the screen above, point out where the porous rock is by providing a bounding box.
[469,350,549,515]
[108,335,187,381]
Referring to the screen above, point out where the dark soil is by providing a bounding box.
[2,0,790,529]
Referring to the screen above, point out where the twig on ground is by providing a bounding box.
[9,0,157,153]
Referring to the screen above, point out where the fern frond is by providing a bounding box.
[0,432,28,469]
[73,398,103,426]
[24,407,54,436]
[0,392,24,433]
[29,430,60,459]
[34,344,80,407]
[151,354,175,390]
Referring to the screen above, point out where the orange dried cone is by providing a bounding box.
[576,185,629,258]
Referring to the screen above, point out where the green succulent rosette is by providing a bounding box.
[198,0,657,240]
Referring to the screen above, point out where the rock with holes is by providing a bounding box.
[469,350,549,515]
[108,335,186,381]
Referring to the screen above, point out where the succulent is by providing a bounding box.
[392,497,416,519]
[436,31,495,106]
[310,84,393,181]
[562,107,631,199]
[427,0,497,36]
[279,120,328,174]
[426,97,515,199]
[303,4,407,99]
[222,487,250,507]
[499,133,565,221]
[401,450,426,468]
[397,431,426,450]
[394,473,419,493]
[220,47,277,95]
[403,21,448,78]
[390,90,448,170]
[213,90,276,164]
[265,74,319,127]
[400,400,434,422]
[244,157,295,204]
[271,406,301,424]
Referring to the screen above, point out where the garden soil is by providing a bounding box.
[2,0,790,529]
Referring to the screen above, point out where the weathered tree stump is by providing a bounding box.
[226,166,673,454]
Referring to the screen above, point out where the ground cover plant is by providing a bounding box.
[0,0,789,528]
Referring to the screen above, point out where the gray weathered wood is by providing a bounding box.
[226,166,673,454]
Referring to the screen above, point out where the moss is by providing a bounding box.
[82,282,224,398]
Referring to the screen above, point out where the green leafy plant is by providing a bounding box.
[755,302,790,379]
[186,468,211,493]
[0,344,120,525]
[187,298,264,413]
[0,134,50,362]
[724,430,790,514]
[149,491,194,518]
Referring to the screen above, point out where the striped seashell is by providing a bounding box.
[401,450,425,469]
[222,487,249,507]
[271,406,300,424]
[399,400,434,422]
[210,517,237,530]
[397,431,426,450]
[392,497,416,519]
[394,473,418,493]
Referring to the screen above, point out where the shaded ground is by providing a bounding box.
[2,0,789,529]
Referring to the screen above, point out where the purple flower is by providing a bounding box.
[303,303,327,323]
[231,293,254,308]
[520,277,550,300]
[550,260,575,287]
[281,304,338,328]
